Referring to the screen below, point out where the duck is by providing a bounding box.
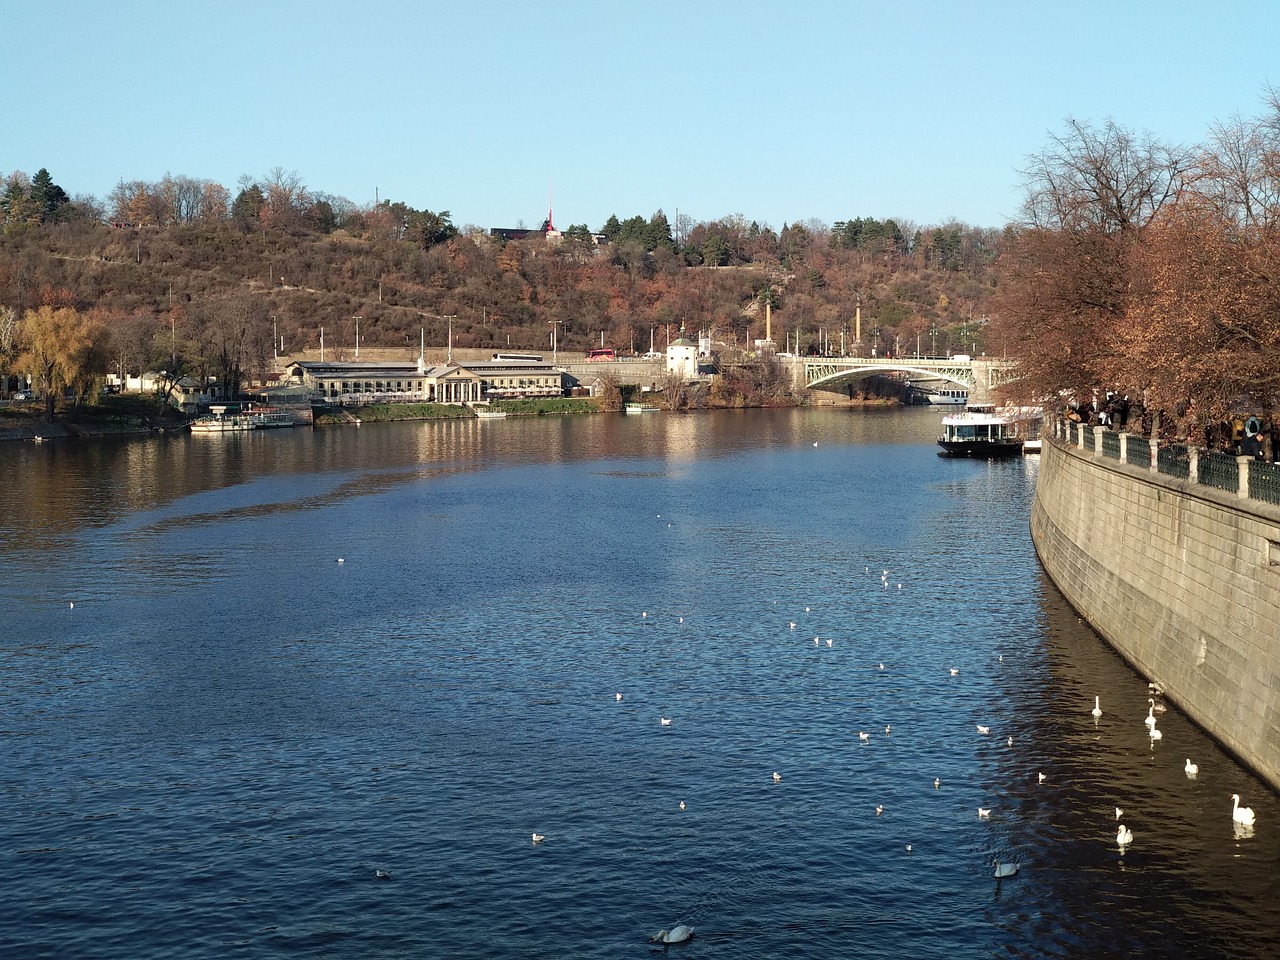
[1232,794,1257,826]
[993,859,1019,878]
[1092,696,1103,719]
[649,925,694,944]
[1184,758,1199,777]
[1116,824,1133,846]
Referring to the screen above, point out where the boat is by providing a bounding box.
[473,408,508,420]
[919,386,969,405]
[189,403,295,433]
[624,402,659,414]
[937,403,1025,458]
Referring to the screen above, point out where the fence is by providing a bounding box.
[1053,418,1280,507]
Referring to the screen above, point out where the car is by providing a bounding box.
[12,390,34,401]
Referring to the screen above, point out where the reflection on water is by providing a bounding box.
[1,407,1277,960]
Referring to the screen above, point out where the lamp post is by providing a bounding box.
[271,315,277,369]
[549,320,561,363]
[444,315,456,362]
[353,316,362,360]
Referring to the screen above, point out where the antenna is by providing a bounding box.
[547,181,554,232]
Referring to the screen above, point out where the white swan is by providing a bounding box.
[993,859,1019,878]
[1185,758,1198,777]
[1232,794,1257,826]
[1149,724,1163,741]
[1145,699,1157,728]
[1116,824,1133,846]
[650,925,694,944]
[1092,696,1103,719]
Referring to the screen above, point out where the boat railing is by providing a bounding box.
[1051,417,1280,507]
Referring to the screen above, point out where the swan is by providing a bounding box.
[1184,758,1198,777]
[1232,794,1257,826]
[650,925,694,944]
[1145,699,1157,728]
[1092,696,1103,719]
[977,807,991,818]
[1116,824,1133,846]
[993,860,1019,878]
[1149,724,1163,741]
[976,724,990,735]
[532,833,545,843]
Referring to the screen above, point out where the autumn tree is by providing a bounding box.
[16,306,97,421]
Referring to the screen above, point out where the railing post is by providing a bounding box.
[1119,432,1128,463]
[1188,447,1199,484]
[1238,455,1252,498]
[1092,425,1104,456]
[1150,438,1159,471]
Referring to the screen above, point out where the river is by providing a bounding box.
[2,407,1277,958]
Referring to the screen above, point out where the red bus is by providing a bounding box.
[586,348,616,361]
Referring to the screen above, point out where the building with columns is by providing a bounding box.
[284,358,562,404]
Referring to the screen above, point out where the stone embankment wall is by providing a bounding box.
[1031,434,1280,791]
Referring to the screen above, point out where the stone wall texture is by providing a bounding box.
[1031,435,1280,791]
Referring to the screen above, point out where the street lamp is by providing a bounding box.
[549,320,561,363]
[353,316,362,360]
[444,315,457,362]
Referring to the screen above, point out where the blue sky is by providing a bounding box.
[7,0,1277,233]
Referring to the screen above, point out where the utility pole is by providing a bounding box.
[549,320,561,363]
[353,317,362,360]
[445,315,456,362]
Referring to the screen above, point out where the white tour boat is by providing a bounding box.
[189,404,295,433]
[937,403,1025,458]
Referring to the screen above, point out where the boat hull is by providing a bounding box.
[937,438,1025,458]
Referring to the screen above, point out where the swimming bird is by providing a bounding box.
[337,558,344,564]
[884,724,891,735]
[1038,772,1047,784]
[660,717,672,726]
[815,636,821,646]
[859,731,870,742]
[1115,806,1123,820]
[1145,699,1157,728]
[616,692,623,701]
[69,601,74,609]
[1116,824,1133,846]
[1092,696,1103,719]
[805,606,811,612]
[977,807,991,818]
[826,638,833,647]
[875,804,884,816]
[532,833,546,844]
[813,441,818,447]
[679,801,686,811]
[642,611,648,619]
[976,724,990,735]
[1006,736,1014,747]
[879,663,885,671]
[993,860,1019,878]
[773,771,782,783]
[906,844,913,853]
[374,869,391,880]
[950,668,960,676]
[934,777,941,789]
[1149,724,1163,741]
[650,925,694,944]
[1232,794,1257,826]
[1184,758,1198,777]
[789,621,797,630]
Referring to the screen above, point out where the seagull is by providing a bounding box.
[878,662,885,671]
[1038,772,1047,784]
[1232,793,1257,826]
[532,833,546,844]
[815,636,821,646]
[615,692,623,701]
[875,804,884,816]
[950,668,960,676]
[934,777,940,789]
[789,621,797,630]
[336,558,344,564]
[1116,824,1133,846]
[374,869,392,880]
[1184,758,1198,777]
[69,602,74,609]
[660,717,672,726]
[884,724,891,735]
[977,807,991,818]
[859,731,870,742]
[1006,736,1014,747]
[679,801,686,811]
[976,724,990,735]
[826,638,833,647]
[906,844,912,853]
[1092,696,1103,719]
[772,771,782,783]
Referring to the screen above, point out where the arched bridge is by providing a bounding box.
[782,355,1018,405]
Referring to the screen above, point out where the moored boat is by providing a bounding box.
[937,403,1024,458]
[190,404,295,433]
[473,408,508,419]
[624,402,659,414]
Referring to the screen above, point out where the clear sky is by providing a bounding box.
[6,0,1277,234]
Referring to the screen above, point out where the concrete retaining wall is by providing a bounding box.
[1031,435,1280,791]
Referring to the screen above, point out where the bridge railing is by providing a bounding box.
[1051,417,1280,506]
